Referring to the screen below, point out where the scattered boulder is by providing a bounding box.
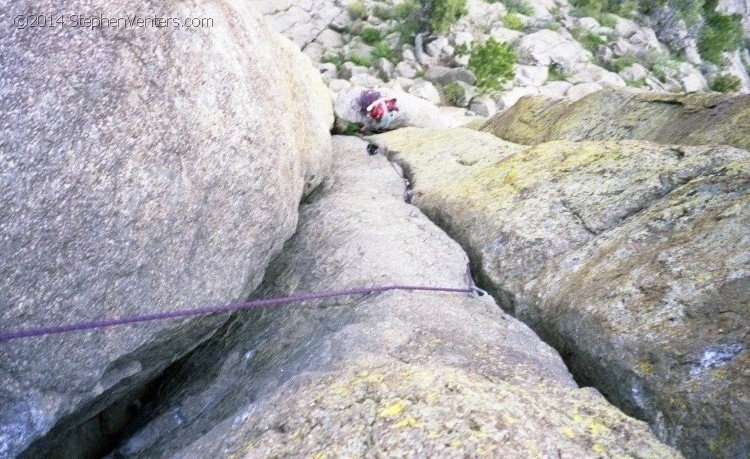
[539,80,573,97]
[425,66,478,86]
[496,86,540,110]
[676,62,708,93]
[489,26,525,45]
[442,81,478,108]
[316,28,344,49]
[619,63,649,83]
[340,62,370,80]
[516,29,593,72]
[395,61,420,79]
[568,64,626,88]
[0,1,332,457]
[113,136,680,459]
[373,127,750,458]
[469,96,498,117]
[514,64,550,87]
[349,73,384,88]
[374,57,395,82]
[409,80,442,105]
[478,88,750,149]
[565,83,604,101]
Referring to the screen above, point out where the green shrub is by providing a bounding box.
[571,0,638,21]
[615,0,638,18]
[429,0,467,33]
[488,0,534,15]
[651,63,669,82]
[570,0,607,15]
[361,27,382,44]
[648,53,682,83]
[710,74,742,93]
[579,33,606,53]
[348,0,365,20]
[371,41,394,60]
[628,78,646,88]
[349,53,373,67]
[698,12,744,65]
[504,13,524,31]
[442,82,464,105]
[468,37,516,90]
[611,56,636,72]
[322,54,343,71]
[548,62,566,81]
[599,13,616,28]
[372,5,392,20]
[454,43,471,56]
[389,0,421,45]
[343,122,360,135]
[394,0,420,19]
[395,21,421,45]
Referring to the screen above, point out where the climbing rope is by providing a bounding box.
[0,283,481,343]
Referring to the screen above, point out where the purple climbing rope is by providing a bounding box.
[0,284,475,343]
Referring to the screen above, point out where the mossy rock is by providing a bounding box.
[374,127,750,457]
[477,88,750,150]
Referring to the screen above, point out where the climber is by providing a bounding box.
[354,89,399,132]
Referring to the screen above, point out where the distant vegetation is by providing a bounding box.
[348,0,365,20]
[710,74,742,93]
[361,27,382,44]
[503,13,524,31]
[489,0,535,16]
[568,0,745,64]
[698,0,744,65]
[442,82,465,105]
[468,37,516,89]
[428,0,468,33]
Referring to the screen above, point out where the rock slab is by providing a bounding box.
[479,88,750,150]
[113,137,678,458]
[374,127,749,458]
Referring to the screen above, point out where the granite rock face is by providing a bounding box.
[374,127,749,458]
[478,88,750,150]
[0,1,332,456]
[113,137,678,459]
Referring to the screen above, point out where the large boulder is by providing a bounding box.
[515,29,593,73]
[478,88,750,150]
[373,127,749,458]
[0,1,332,457]
[113,137,678,458]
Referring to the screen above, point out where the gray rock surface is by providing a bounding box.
[0,1,332,457]
[250,0,343,49]
[425,66,478,86]
[566,82,604,100]
[114,136,679,459]
[515,29,593,72]
[408,80,442,105]
[373,127,749,458]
